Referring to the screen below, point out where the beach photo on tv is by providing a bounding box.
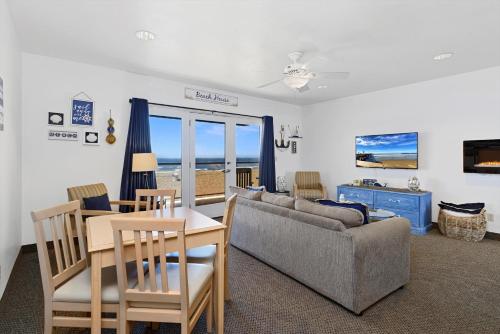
[356,132,418,169]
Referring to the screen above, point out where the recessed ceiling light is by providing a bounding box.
[136,30,156,41]
[317,85,328,89]
[433,52,454,61]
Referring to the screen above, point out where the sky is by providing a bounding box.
[356,132,418,154]
[150,116,260,159]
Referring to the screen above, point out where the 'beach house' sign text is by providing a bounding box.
[185,88,238,107]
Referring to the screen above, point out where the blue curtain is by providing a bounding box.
[259,116,276,192]
[119,98,157,211]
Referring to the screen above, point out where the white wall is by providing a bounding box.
[301,67,500,233]
[21,53,303,245]
[0,0,22,297]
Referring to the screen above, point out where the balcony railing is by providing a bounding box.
[155,161,258,206]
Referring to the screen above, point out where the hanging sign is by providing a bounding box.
[185,88,238,107]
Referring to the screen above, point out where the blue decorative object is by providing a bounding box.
[337,185,432,235]
[119,98,156,212]
[71,97,94,126]
[259,116,276,192]
[317,199,370,225]
[83,193,112,211]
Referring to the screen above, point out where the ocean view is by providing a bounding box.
[157,157,259,171]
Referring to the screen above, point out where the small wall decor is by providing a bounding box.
[106,110,116,144]
[48,112,64,126]
[275,124,290,150]
[288,125,302,139]
[83,131,100,145]
[0,75,4,131]
[48,129,79,141]
[71,92,94,126]
[185,87,238,107]
[291,141,297,154]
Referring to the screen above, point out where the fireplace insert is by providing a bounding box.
[464,139,500,174]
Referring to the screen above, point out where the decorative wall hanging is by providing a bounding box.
[275,124,290,150]
[48,112,64,126]
[48,129,79,141]
[185,87,238,107]
[288,125,302,139]
[106,109,116,144]
[83,131,100,145]
[291,141,297,154]
[71,92,94,126]
[0,75,4,131]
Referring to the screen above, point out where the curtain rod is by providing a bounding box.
[128,99,263,120]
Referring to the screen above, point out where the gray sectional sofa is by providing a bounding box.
[229,187,411,314]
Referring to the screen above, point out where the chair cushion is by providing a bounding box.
[144,263,213,306]
[83,193,112,211]
[295,171,320,188]
[296,189,323,200]
[168,245,216,266]
[53,262,143,303]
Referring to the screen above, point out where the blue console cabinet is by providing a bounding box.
[337,184,432,235]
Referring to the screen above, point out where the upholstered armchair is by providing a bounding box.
[67,183,135,217]
[293,171,327,200]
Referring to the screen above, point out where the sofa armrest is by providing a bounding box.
[344,217,411,313]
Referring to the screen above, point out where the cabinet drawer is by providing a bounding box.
[375,192,419,211]
[338,188,373,206]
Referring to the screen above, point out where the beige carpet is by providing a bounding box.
[1,229,499,333]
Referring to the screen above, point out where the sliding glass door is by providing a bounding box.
[150,105,261,217]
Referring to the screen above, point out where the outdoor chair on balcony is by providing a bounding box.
[67,183,135,217]
[294,171,327,200]
[236,167,252,188]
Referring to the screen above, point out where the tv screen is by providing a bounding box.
[356,132,418,169]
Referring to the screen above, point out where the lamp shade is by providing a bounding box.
[132,153,158,172]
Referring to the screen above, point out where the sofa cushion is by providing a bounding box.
[295,199,363,228]
[261,192,295,209]
[317,199,369,225]
[288,210,346,232]
[83,193,112,211]
[230,186,262,201]
[239,197,292,217]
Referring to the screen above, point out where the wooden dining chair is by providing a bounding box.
[31,200,120,333]
[134,188,176,212]
[111,217,214,334]
[168,193,237,300]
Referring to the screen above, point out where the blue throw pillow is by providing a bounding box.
[83,193,112,211]
[317,199,369,225]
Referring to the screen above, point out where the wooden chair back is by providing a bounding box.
[31,200,87,298]
[135,189,176,212]
[236,168,252,188]
[222,194,238,250]
[111,217,188,308]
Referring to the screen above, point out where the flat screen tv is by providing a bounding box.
[356,132,418,169]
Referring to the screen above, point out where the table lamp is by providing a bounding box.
[132,153,158,189]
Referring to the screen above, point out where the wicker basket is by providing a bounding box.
[438,208,487,242]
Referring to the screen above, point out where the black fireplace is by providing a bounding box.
[464,139,500,174]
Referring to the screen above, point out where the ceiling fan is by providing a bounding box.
[257,51,349,93]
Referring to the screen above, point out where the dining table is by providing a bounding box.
[86,206,226,333]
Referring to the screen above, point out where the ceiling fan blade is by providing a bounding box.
[297,84,310,93]
[257,79,283,89]
[316,72,350,79]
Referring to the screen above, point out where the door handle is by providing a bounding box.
[222,169,231,173]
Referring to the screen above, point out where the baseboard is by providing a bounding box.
[431,222,500,241]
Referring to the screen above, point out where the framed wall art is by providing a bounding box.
[71,92,94,126]
[48,112,64,126]
[83,131,100,145]
[48,129,79,141]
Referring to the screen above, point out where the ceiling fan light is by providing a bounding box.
[283,76,309,89]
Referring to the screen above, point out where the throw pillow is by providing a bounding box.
[295,199,364,228]
[83,193,112,211]
[317,199,369,225]
[261,192,295,209]
[229,186,263,201]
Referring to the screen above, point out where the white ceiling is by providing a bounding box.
[7,0,500,105]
